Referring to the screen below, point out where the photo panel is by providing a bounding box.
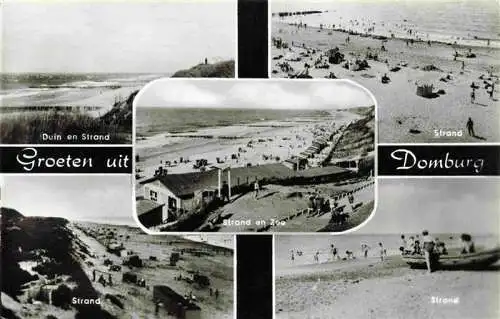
[0,175,235,319]
[270,0,500,143]
[133,78,376,233]
[274,177,500,319]
[0,0,236,144]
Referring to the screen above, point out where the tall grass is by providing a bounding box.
[0,111,130,144]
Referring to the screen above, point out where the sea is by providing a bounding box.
[275,233,500,269]
[0,73,165,108]
[272,0,500,47]
[136,107,335,137]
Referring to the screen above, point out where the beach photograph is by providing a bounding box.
[0,175,234,319]
[134,79,375,233]
[275,178,500,319]
[0,0,236,144]
[271,0,500,143]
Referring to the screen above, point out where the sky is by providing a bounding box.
[2,0,236,73]
[135,79,376,109]
[357,178,500,235]
[1,175,135,226]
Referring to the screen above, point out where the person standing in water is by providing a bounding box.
[422,230,436,274]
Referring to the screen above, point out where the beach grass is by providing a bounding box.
[0,111,130,144]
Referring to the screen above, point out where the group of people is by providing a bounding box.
[401,231,476,273]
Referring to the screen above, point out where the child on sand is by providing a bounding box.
[422,230,436,274]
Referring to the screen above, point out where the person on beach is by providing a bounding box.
[406,236,415,255]
[345,250,354,259]
[290,250,295,263]
[378,242,385,261]
[422,230,436,274]
[314,251,320,263]
[204,58,208,65]
[462,60,465,70]
[254,179,260,198]
[469,90,476,105]
[399,235,407,255]
[330,244,339,261]
[460,233,476,254]
[413,235,420,254]
[466,117,475,137]
[361,244,370,258]
[488,83,494,100]
[436,241,448,255]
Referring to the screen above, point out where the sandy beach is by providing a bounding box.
[271,21,500,142]
[276,255,499,319]
[135,110,361,181]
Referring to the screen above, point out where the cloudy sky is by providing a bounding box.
[358,178,500,235]
[1,175,135,226]
[135,79,376,109]
[2,0,235,73]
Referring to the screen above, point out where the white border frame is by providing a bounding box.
[131,77,379,236]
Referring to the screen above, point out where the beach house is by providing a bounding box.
[137,162,356,228]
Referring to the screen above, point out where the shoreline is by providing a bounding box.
[135,110,362,179]
[273,17,500,49]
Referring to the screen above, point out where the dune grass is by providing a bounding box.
[0,111,130,144]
